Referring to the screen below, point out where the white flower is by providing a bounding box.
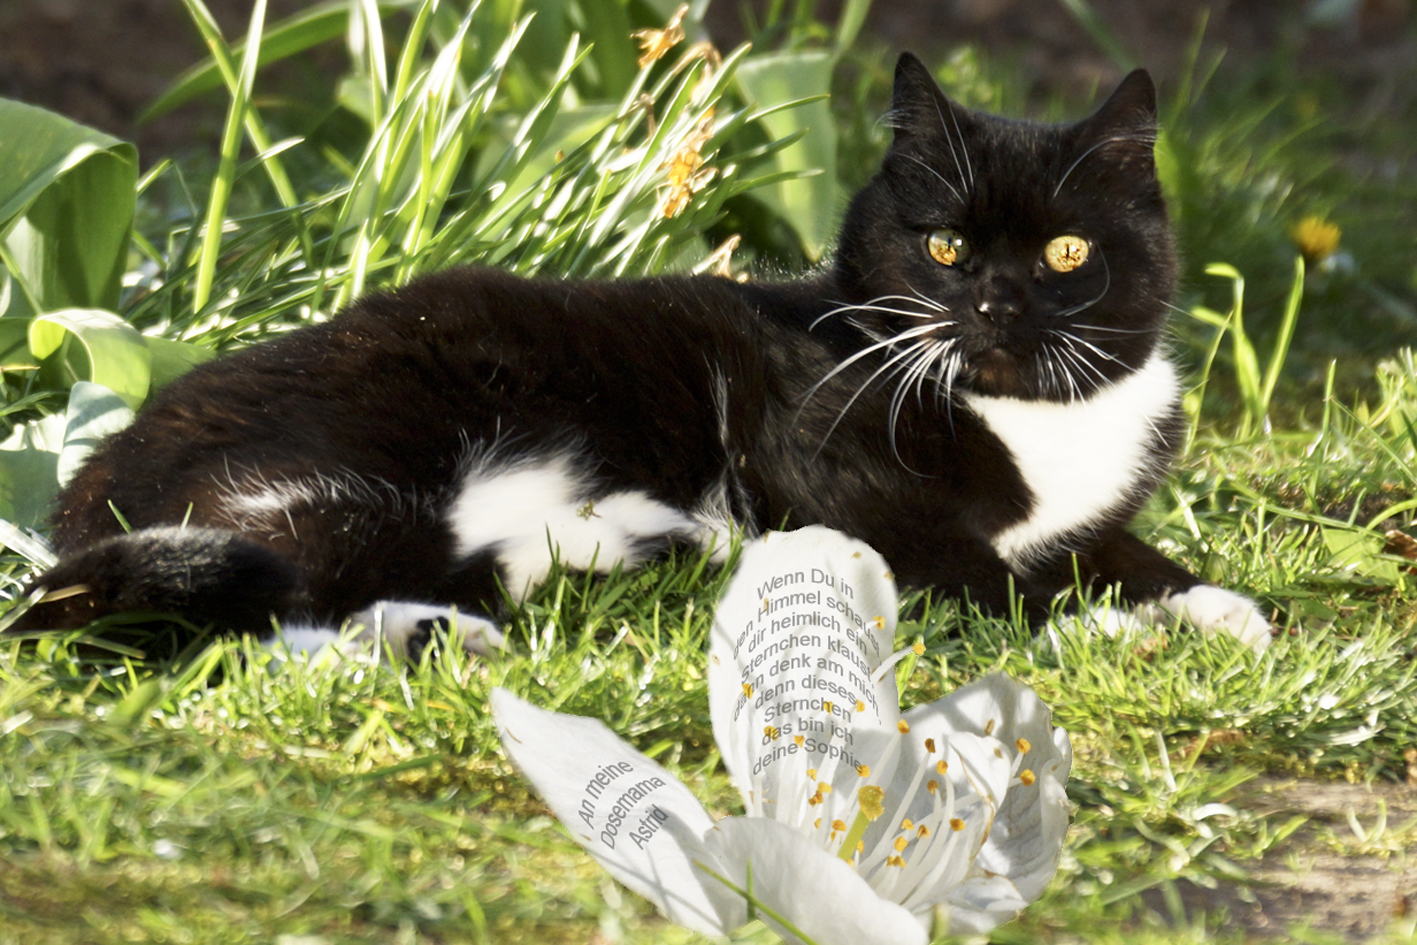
[492,526,1071,944]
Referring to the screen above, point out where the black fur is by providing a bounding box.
[11,54,1206,644]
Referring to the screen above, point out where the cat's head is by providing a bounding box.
[833,53,1176,403]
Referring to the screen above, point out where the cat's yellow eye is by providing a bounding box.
[1044,235,1090,273]
[927,228,969,267]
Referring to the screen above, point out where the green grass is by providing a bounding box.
[3,1,1417,943]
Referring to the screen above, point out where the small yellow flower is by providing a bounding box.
[1292,215,1341,263]
[630,4,688,68]
[658,111,716,218]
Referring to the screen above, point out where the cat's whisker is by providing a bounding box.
[812,295,950,330]
[801,323,946,407]
[1051,338,1110,392]
[1047,329,1125,366]
[896,152,962,203]
[902,283,951,316]
[931,96,974,192]
[886,341,947,471]
[1053,254,1112,320]
[1041,344,1083,402]
[811,336,941,459]
[1067,323,1150,336]
[1053,132,1156,198]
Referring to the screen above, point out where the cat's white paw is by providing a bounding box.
[348,601,505,657]
[1139,585,1273,653]
[1060,600,1149,638]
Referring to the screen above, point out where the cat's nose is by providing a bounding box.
[974,271,1027,322]
[975,290,1024,323]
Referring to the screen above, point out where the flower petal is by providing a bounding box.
[708,527,903,816]
[904,673,1072,903]
[490,689,744,935]
[940,874,1030,934]
[701,816,929,945]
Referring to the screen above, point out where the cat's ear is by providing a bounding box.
[1070,70,1159,170]
[887,52,974,146]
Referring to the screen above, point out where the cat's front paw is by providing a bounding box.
[1141,585,1273,653]
[349,601,505,658]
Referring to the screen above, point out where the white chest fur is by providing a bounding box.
[961,354,1179,568]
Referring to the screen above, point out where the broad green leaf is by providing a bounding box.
[57,382,135,488]
[148,336,216,391]
[29,308,152,409]
[0,448,58,529]
[734,51,839,261]
[0,316,32,366]
[0,413,63,529]
[1321,525,1404,586]
[0,98,136,314]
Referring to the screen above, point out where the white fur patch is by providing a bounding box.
[267,603,503,660]
[267,624,344,655]
[446,454,702,597]
[348,600,505,656]
[1139,585,1273,653]
[218,468,427,537]
[962,355,1179,567]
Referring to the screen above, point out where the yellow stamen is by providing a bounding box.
[764,725,780,741]
[742,683,753,698]
[917,824,931,838]
[858,785,885,820]
[1020,769,1036,786]
[887,855,906,867]
[807,768,817,780]
[950,818,965,832]
[936,760,948,775]
[794,735,804,747]
[900,818,914,831]
[856,764,871,778]
[823,701,833,713]
[925,738,936,753]
[926,779,938,794]
[912,642,925,655]
[831,819,847,832]
[1016,737,1032,754]
[873,616,886,630]
[855,700,865,712]
[818,782,832,795]
[893,836,909,852]
[897,719,910,734]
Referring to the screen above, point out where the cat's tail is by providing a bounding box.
[6,526,299,639]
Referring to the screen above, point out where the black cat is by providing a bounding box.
[10,54,1272,654]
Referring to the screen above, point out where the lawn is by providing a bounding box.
[2,1,1416,943]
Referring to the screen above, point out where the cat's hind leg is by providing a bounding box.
[348,601,505,657]
[272,602,503,660]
